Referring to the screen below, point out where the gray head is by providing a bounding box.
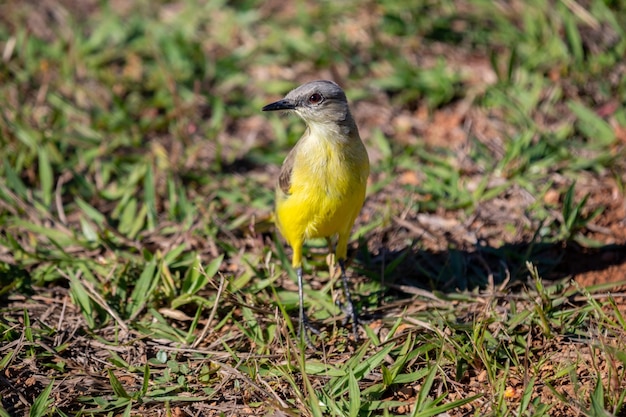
[262,80,354,126]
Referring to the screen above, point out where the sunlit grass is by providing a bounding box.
[1,0,625,416]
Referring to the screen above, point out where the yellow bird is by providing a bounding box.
[262,80,369,343]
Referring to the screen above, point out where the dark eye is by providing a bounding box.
[308,93,323,104]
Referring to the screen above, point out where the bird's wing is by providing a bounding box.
[278,148,296,195]
[278,128,308,195]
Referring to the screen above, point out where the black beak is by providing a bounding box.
[262,99,296,112]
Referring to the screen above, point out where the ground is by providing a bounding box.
[1,0,626,416]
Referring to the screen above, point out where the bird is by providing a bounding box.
[262,80,369,345]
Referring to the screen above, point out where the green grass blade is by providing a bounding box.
[37,147,53,208]
[29,380,54,417]
[348,370,361,417]
[108,369,131,399]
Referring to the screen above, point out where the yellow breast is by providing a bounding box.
[275,130,369,247]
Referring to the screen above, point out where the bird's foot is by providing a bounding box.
[298,313,321,349]
[337,298,360,341]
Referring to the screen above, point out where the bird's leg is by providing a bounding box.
[338,259,359,341]
[296,266,320,348]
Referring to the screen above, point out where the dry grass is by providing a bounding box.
[1,0,626,416]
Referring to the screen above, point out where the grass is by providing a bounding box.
[1,0,626,415]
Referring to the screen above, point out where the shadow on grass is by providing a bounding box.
[361,239,626,294]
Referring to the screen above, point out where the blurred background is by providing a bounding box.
[1,0,625,287]
[1,1,626,415]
